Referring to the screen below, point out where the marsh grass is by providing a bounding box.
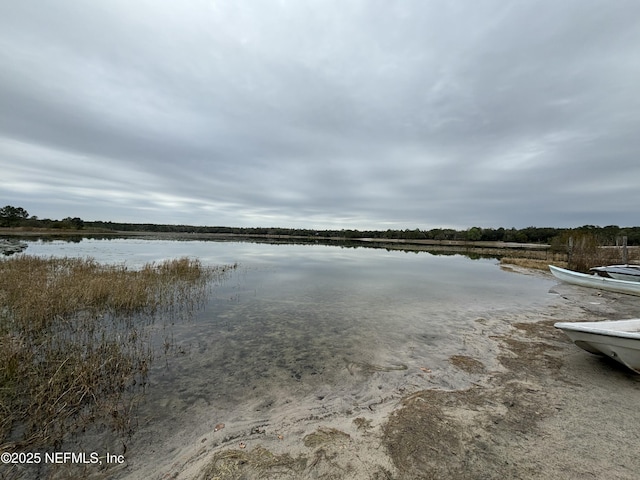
[501,241,639,273]
[567,240,639,272]
[548,232,640,272]
[0,255,235,452]
[500,256,567,271]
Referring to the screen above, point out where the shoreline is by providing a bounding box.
[119,270,640,480]
[1,228,564,263]
[3,246,639,479]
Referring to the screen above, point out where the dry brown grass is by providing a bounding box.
[500,257,564,271]
[501,241,639,273]
[449,355,486,374]
[0,255,235,452]
[199,446,306,480]
[551,232,640,272]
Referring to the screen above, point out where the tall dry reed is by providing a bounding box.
[564,234,638,272]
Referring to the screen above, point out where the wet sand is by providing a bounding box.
[102,267,639,480]
[14,266,638,480]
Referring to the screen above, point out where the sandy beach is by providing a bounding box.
[92,266,636,480]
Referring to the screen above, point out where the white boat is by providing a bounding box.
[554,319,640,373]
[589,265,640,282]
[549,265,640,296]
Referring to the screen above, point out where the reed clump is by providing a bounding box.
[0,255,234,452]
[502,235,639,273]
[549,232,639,272]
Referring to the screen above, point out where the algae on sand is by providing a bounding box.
[199,445,306,480]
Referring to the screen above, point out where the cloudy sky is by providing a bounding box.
[1,1,639,230]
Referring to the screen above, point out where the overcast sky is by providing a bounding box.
[1,1,639,230]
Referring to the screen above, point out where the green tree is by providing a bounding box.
[61,217,85,229]
[0,205,29,227]
[466,227,482,241]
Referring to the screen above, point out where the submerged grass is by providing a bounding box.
[0,255,235,452]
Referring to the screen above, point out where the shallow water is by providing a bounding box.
[21,238,556,472]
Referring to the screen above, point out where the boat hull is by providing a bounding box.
[549,265,640,296]
[608,272,640,282]
[590,265,640,283]
[554,319,640,373]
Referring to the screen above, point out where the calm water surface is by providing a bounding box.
[22,238,556,465]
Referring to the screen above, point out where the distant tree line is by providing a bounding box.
[82,221,640,246]
[2,205,640,246]
[0,205,84,230]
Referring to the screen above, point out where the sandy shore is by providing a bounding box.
[8,267,638,480]
[87,267,634,480]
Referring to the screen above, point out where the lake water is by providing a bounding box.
[19,238,557,474]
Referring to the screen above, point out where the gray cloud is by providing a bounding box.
[2,0,640,229]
